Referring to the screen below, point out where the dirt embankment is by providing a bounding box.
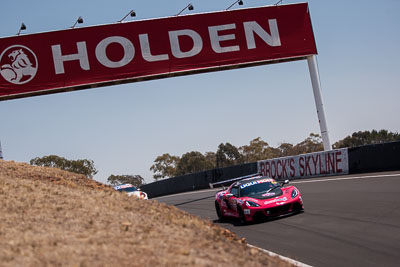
[0,160,293,266]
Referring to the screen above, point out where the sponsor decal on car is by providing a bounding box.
[264,197,287,205]
[244,209,251,215]
[240,179,274,189]
[262,192,276,197]
[113,184,135,190]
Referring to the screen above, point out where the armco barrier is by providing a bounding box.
[140,163,257,199]
[142,141,400,199]
[348,141,400,174]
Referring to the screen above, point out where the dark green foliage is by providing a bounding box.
[279,133,324,156]
[333,129,400,148]
[216,143,243,168]
[107,174,145,187]
[175,151,215,176]
[30,155,98,179]
[149,153,180,181]
[239,137,279,162]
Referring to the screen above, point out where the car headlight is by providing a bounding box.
[139,192,147,200]
[245,200,260,207]
[291,188,298,199]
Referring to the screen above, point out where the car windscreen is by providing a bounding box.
[119,187,137,193]
[239,179,282,199]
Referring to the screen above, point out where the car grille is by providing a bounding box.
[266,203,291,216]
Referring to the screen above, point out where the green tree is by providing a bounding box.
[275,133,323,157]
[30,155,98,178]
[107,174,145,187]
[333,129,400,148]
[291,133,324,155]
[204,152,217,169]
[216,143,242,168]
[277,143,295,157]
[175,151,215,176]
[239,137,280,162]
[150,153,180,181]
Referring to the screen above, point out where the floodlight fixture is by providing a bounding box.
[119,10,136,22]
[17,23,26,36]
[71,16,84,28]
[226,0,244,10]
[176,3,194,16]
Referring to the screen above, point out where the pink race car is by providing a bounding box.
[211,173,304,224]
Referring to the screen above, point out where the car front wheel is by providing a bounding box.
[215,201,225,222]
[237,206,248,225]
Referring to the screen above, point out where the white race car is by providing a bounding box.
[113,184,148,200]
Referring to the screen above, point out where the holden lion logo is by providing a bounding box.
[0,45,38,85]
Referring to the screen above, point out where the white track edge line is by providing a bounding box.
[291,173,399,184]
[247,244,312,267]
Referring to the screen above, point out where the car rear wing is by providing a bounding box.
[209,173,263,189]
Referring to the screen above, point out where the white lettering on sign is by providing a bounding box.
[258,149,349,179]
[51,20,281,75]
[0,3,318,101]
[95,36,135,68]
[244,19,281,49]
[51,41,90,74]
[139,34,169,62]
[208,24,240,53]
[169,29,203,59]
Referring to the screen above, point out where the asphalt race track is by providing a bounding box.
[155,171,400,267]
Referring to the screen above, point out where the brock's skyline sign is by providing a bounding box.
[0,3,317,100]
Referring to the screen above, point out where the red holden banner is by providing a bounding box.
[258,149,349,180]
[0,3,316,100]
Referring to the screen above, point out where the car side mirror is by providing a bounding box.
[281,180,289,186]
[225,193,234,199]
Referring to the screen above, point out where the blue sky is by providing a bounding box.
[1,0,399,184]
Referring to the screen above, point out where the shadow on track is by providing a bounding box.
[173,195,215,207]
[213,210,305,227]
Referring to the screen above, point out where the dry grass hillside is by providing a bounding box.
[0,160,293,266]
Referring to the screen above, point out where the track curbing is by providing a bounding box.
[247,244,312,267]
